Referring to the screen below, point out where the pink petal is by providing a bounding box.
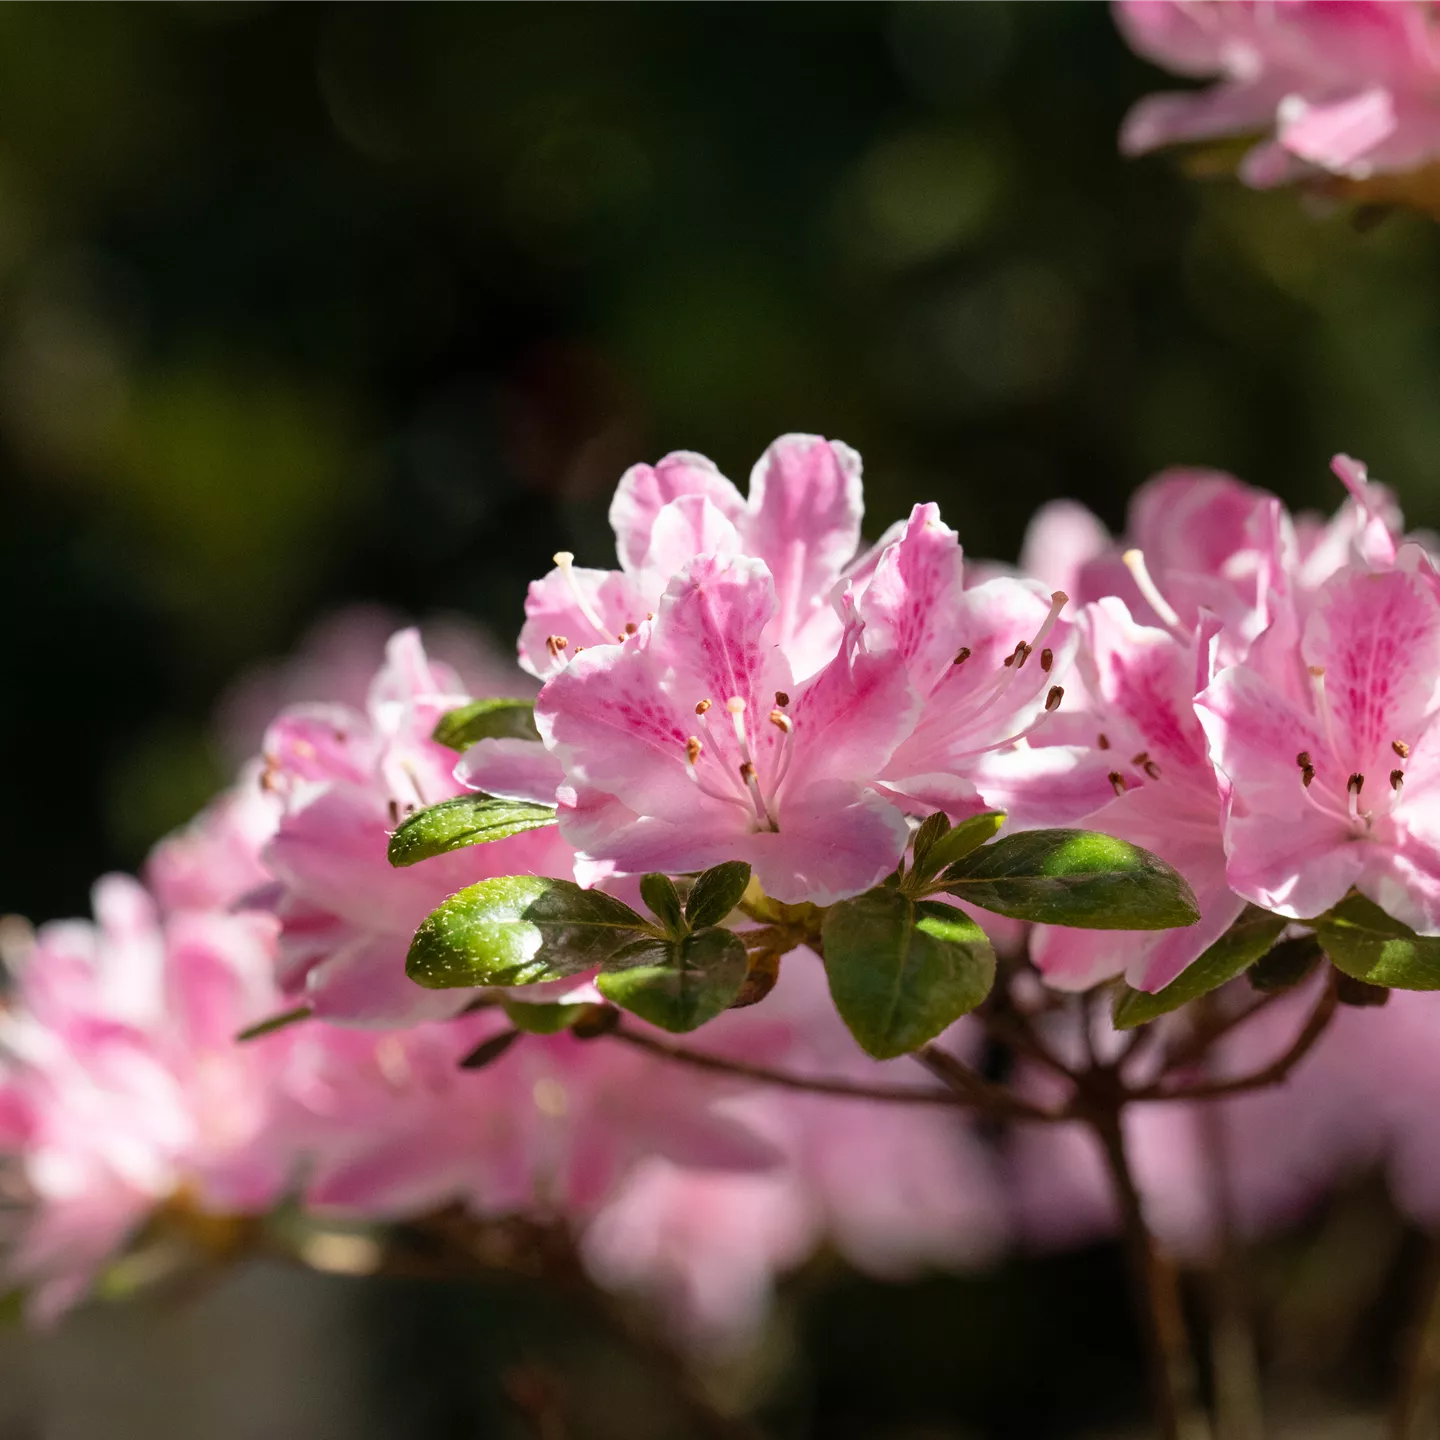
[455,737,564,805]
[517,565,649,680]
[608,451,745,574]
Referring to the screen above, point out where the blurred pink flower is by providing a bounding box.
[1115,0,1440,186]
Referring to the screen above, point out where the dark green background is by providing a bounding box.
[0,5,1432,1435]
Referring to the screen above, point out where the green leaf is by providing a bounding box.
[909,812,951,874]
[1248,935,1322,994]
[940,828,1200,930]
[407,876,651,989]
[1112,906,1287,1029]
[1316,894,1440,990]
[820,889,996,1059]
[432,698,539,751]
[595,927,748,1032]
[387,795,557,867]
[917,812,1006,879]
[684,861,752,929]
[501,999,589,1034]
[640,873,686,937]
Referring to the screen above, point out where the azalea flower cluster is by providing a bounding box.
[6,428,1440,1403]
[1117,0,1440,190]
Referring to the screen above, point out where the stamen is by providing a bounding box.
[1097,733,1111,750]
[1040,648,1053,673]
[1004,642,1031,669]
[738,760,777,830]
[1109,771,1126,796]
[1296,750,1312,768]
[726,696,749,748]
[387,799,400,827]
[1133,751,1150,767]
[1045,685,1064,712]
[686,737,702,765]
[624,622,638,635]
[695,699,712,716]
[1394,740,1411,759]
[646,611,654,621]
[1348,773,1365,795]
[739,760,756,782]
[775,691,790,707]
[545,634,569,660]
[1143,760,1162,780]
[683,736,748,810]
[953,647,972,666]
[552,551,613,642]
[1122,550,1186,637]
[1297,750,1316,787]
[769,709,791,733]
[1310,667,1340,759]
[1392,769,1405,791]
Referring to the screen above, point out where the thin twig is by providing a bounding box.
[1089,1106,1192,1440]
[914,1043,1059,1122]
[1391,1230,1440,1440]
[607,1024,988,1110]
[1135,973,1339,1103]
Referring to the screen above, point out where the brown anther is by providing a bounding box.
[685,737,702,765]
[769,709,792,732]
[774,691,790,707]
[1394,740,1411,759]
[1348,773,1365,796]
[1392,768,1405,791]
[1132,751,1150,767]
[1045,685,1064,712]
[1003,642,1032,669]
[1296,750,1312,769]
[260,763,280,794]
[546,634,568,658]
[695,699,712,716]
[1108,771,1126,796]
[1097,733,1111,750]
[1143,760,1162,780]
[739,761,757,783]
[1040,648,1054,673]
[387,799,400,827]
[1302,765,1316,788]
[574,646,586,655]
[624,622,638,635]
[615,633,626,643]
[646,611,654,621]
[953,647,972,666]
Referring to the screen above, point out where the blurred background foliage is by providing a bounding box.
[1,4,1437,1435]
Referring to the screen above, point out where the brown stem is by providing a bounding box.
[1392,1230,1440,1440]
[608,1022,1061,1118]
[1089,1104,1193,1440]
[914,1043,1058,1122]
[1136,972,1339,1103]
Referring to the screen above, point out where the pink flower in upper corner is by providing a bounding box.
[1115,0,1440,187]
[1030,598,1241,993]
[527,551,916,905]
[0,876,296,1323]
[858,504,1119,829]
[258,628,573,1027]
[519,434,864,684]
[1198,561,1440,931]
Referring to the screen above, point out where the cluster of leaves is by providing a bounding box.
[394,699,1440,1060]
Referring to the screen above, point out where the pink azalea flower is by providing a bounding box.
[0,877,296,1322]
[1030,599,1242,993]
[529,551,916,905]
[259,628,574,1026]
[858,503,1118,828]
[1116,0,1440,187]
[519,434,863,683]
[1198,561,1440,930]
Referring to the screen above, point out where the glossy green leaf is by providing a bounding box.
[821,888,996,1059]
[432,698,539,751]
[407,875,651,989]
[501,999,589,1034]
[640,873,686,936]
[1248,935,1323,994]
[684,861,752,929]
[1316,894,1440,990]
[941,828,1200,930]
[909,812,951,875]
[1112,906,1287,1029]
[387,795,557,867]
[595,927,748,1032]
[915,811,1006,881]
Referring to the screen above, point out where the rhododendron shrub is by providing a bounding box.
[14,433,1440,1440]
